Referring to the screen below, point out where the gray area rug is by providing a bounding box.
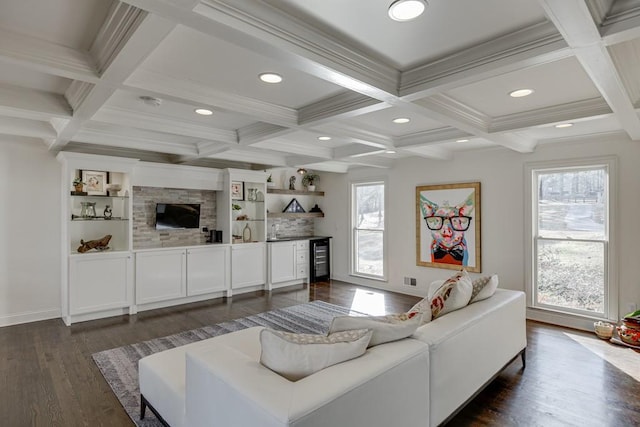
[92,300,355,426]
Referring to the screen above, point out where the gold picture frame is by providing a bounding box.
[416,182,481,272]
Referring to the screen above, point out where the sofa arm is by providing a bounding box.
[185,333,430,427]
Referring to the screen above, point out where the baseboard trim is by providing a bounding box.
[526,307,613,332]
[0,308,61,328]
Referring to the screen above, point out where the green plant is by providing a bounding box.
[301,173,319,187]
[232,204,242,210]
[72,177,85,186]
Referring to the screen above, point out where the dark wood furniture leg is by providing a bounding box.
[140,394,171,427]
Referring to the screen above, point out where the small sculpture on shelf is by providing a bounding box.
[103,205,112,220]
[77,234,112,253]
[289,175,296,190]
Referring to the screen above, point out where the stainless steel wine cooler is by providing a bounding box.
[309,238,330,282]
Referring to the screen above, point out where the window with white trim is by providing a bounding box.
[527,158,616,319]
[351,181,386,279]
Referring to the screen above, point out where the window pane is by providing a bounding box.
[356,184,384,230]
[537,169,605,240]
[355,230,383,276]
[536,239,605,314]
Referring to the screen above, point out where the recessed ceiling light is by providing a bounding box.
[259,73,283,83]
[509,89,534,98]
[456,139,469,143]
[386,150,397,154]
[388,0,427,22]
[555,123,574,128]
[392,117,411,124]
[318,136,332,141]
[194,108,213,116]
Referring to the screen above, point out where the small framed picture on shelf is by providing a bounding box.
[81,170,108,196]
[231,181,244,200]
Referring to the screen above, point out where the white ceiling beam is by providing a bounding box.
[237,122,292,145]
[74,127,197,156]
[0,116,57,140]
[49,5,178,151]
[0,27,99,83]
[332,144,388,159]
[298,92,388,126]
[401,145,454,161]
[395,127,470,149]
[400,22,571,100]
[538,0,640,140]
[0,83,72,121]
[94,106,237,144]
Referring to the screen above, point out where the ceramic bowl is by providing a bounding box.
[617,325,640,346]
[594,321,614,339]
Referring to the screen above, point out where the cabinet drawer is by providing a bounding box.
[296,240,309,250]
[296,251,308,263]
[296,265,308,279]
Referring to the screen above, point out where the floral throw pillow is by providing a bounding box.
[408,270,473,321]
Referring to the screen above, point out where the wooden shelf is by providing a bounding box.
[267,189,324,196]
[268,212,324,219]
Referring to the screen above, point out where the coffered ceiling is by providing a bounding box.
[1,0,640,172]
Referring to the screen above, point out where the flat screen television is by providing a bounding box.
[155,203,201,230]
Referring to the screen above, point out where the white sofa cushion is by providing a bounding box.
[260,328,372,381]
[408,270,473,321]
[328,313,421,347]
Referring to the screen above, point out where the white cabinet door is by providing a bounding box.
[135,249,186,304]
[187,246,229,296]
[269,242,296,284]
[69,252,132,315]
[232,243,266,289]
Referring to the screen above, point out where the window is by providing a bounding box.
[351,181,386,279]
[526,158,616,320]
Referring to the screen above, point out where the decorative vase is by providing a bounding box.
[242,223,252,242]
[74,184,84,193]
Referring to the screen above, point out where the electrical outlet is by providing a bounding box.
[202,227,208,233]
[404,277,417,286]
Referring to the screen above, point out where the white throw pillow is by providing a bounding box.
[259,328,372,381]
[329,313,421,347]
[469,274,499,303]
[408,270,473,321]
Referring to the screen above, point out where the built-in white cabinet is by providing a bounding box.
[232,243,266,291]
[135,249,186,304]
[186,246,230,296]
[135,245,231,305]
[267,239,308,290]
[269,241,297,285]
[68,252,133,318]
[57,152,138,325]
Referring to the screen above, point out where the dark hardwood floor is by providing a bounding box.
[0,280,638,426]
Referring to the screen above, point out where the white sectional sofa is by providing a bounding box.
[139,289,526,427]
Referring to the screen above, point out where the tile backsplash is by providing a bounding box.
[267,218,315,238]
[133,186,216,249]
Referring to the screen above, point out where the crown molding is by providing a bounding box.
[95,106,237,144]
[609,40,640,106]
[332,144,387,159]
[394,127,469,148]
[125,69,298,127]
[400,22,569,99]
[237,122,292,145]
[90,2,148,74]
[419,94,490,130]
[312,123,392,149]
[298,91,385,126]
[65,81,94,112]
[586,0,614,25]
[401,145,454,161]
[252,139,333,159]
[0,27,99,83]
[490,98,612,132]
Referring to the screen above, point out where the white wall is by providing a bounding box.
[316,135,640,320]
[0,137,61,326]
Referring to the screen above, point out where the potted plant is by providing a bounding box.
[232,203,242,219]
[301,173,319,191]
[72,177,85,193]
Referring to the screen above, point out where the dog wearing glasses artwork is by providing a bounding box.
[417,183,480,271]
